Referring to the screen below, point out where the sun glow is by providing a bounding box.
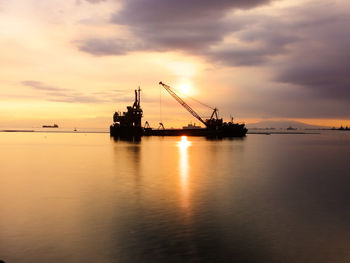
[178,83,191,95]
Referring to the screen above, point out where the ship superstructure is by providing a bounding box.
[110,87,143,137]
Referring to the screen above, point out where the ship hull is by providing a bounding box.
[110,124,143,138]
[111,124,247,138]
[144,127,247,137]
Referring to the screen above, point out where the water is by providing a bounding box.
[0,132,349,262]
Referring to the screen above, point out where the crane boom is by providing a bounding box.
[159,82,207,127]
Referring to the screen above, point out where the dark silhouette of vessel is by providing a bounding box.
[42,124,59,128]
[183,123,202,129]
[110,87,143,137]
[110,82,247,138]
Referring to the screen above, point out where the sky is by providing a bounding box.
[0,0,349,128]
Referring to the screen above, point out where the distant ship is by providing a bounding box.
[182,123,202,129]
[42,124,59,128]
[287,126,297,130]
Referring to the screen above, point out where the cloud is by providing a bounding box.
[21,80,68,92]
[21,80,157,104]
[47,94,108,103]
[75,0,297,66]
[277,51,350,100]
[85,0,106,3]
[273,7,350,100]
[202,16,300,66]
[78,0,274,55]
[113,0,274,25]
[205,1,350,102]
[75,0,350,118]
[77,38,144,56]
[76,0,106,4]
[21,80,133,103]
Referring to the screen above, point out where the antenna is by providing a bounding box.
[159,84,162,124]
[138,86,141,108]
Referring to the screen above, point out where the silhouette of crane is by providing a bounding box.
[159,81,222,129]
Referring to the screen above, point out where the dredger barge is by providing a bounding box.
[110,82,247,138]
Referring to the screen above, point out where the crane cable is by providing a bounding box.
[159,82,217,126]
[171,86,215,110]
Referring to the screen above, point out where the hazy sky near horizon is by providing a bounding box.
[0,0,349,128]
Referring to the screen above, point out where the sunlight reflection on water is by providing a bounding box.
[177,136,191,210]
[0,132,350,263]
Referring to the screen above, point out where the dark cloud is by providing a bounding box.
[113,0,274,25]
[277,51,350,100]
[208,2,350,102]
[77,38,145,56]
[76,0,350,118]
[79,0,274,55]
[204,18,300,66]
[77,0,296,65]
[206,48,276,66]
[274,13,350,100]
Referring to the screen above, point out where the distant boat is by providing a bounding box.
[287,126,297,130]
[42,124,59,128]
[182,123,202,130]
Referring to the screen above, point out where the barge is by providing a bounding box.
[110,82,247,138]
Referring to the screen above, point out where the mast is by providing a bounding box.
[133,86,141,109]
[137,86,141,108]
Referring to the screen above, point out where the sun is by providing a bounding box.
[178,83,191,95]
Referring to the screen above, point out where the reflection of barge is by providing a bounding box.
[110,82,247,138]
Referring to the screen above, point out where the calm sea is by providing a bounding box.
[0,132,349,262]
